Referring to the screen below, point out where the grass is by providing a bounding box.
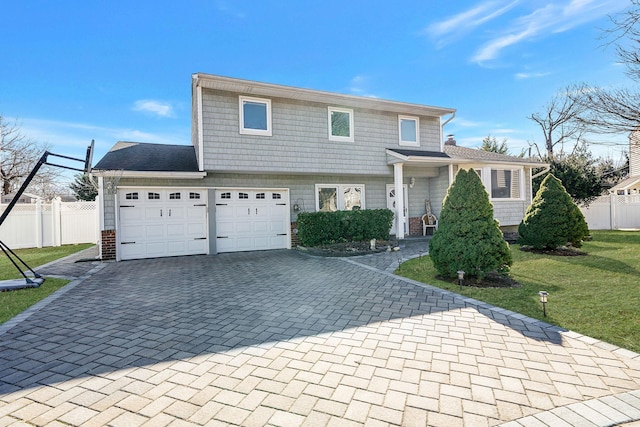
[396,230,640,354]
[0,244,94,324]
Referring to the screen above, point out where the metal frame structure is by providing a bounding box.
[0,142,94,290]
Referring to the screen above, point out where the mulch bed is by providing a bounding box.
[519,246,587,256]
[437,272,522,288]
[298,240,399,257]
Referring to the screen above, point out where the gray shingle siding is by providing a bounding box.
[200,89,441,175]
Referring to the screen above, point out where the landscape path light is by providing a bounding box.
[539,291,548,317]
[457,270,465,291]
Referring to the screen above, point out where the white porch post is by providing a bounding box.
[393,163,405,239]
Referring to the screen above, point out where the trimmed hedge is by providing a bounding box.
[297,209,394,246]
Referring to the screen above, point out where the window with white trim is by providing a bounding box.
[398,115,419,146]
[490,168,521,199]
[239,96,272,136]
[328,107,354,142]
[315,184,364,211]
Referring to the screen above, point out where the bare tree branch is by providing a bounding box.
[0,115,58,197]
[528,85,588,158]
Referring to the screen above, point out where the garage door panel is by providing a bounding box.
[120,224,144,240]
[120,243,144,260]
[167,223,185,237]
[120,207,143,222]
[145,224,165,239]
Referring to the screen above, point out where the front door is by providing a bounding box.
[386,184,408,235]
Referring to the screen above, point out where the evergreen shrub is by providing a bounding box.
[429,169,512,279]
[518,174,589,249]
[297,209,394,246]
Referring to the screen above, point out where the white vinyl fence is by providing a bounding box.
[580,194,640,230]
[0,198,99,249]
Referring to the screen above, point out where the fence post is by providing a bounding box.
[35,199,43,248]
[610,193,616,230]
[52,197,62,247]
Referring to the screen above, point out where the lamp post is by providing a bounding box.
[457,270,465,291]
[539,291,548,317]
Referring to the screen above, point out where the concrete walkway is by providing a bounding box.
[0,243,639,426]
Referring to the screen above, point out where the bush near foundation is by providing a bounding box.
[429,169,512,279]
[518,174,589,249]
[297,209,394,246]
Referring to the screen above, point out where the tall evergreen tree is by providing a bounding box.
[69,173,98,201]
[429,169,512,279]
[518,174,589,249]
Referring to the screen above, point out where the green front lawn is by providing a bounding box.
[396,230,640,354]
[0,244,94,324]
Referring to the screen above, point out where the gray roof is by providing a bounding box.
[388,149,451,159]
[93,142,199,172]
[443,145,544,165]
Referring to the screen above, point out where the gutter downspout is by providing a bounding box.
[531,165,550,180]
[440,112,456,151]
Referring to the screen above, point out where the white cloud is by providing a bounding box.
[348,75,379,98]
[425,0,628,64]
[13,117,189,165]
[470,0,628,64]
[132,100,175,118]
[425,0,520,47]
[515,71,551,79]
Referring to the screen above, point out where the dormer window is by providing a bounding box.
[239,96,272,136]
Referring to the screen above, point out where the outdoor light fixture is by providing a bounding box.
[410,177,416,188]
[539,291,548,317]
[457,270,465,291]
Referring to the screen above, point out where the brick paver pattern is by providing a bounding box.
[1,249,639,426]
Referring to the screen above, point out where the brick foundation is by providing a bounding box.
[408,217,424,236]
[100,230,116,260]
[290,222,300,247]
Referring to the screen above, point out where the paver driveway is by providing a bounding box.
[1,248,639,426]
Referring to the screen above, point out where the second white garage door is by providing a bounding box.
[215,189,290,253]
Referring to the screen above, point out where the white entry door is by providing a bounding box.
[215,189,290,253]
[386,184,408,235]
[118,188,208,260]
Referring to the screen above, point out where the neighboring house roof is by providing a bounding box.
[93,142,205,179]
[193,73,457,118]
[609,175,640,192]
[1,192,42,204]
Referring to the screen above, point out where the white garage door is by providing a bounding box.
[118,188,208,260]
[215,189,289,253]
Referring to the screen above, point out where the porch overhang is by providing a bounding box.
[386,148,547,168]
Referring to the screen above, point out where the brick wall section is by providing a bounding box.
[408,217,425,236]
[290,222,300,247]
[101,230,116,260]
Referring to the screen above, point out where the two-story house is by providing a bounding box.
[93,73,545,261]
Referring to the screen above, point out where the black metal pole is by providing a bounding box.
[0,152,49,227]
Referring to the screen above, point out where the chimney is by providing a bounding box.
[445,134,457,146]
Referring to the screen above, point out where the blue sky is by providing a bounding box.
[1,0,633,185]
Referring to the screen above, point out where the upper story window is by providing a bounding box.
[398,115,419,146]
[239,96,272,136]
[328,107,354,142]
